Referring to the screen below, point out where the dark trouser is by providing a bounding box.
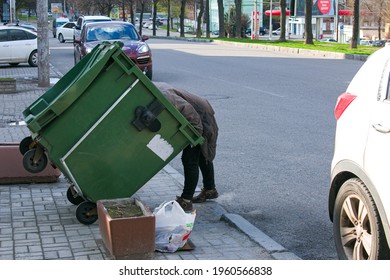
[180,145,215,200]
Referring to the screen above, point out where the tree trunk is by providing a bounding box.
[139,2,145,35]
[304,0,313,44]
[180,0,186,37]
[350,0,359,48]
[196,0,204,37]
[205,0,210,38]
[235,0,242,37]
[167,0,170,36]
[279,0,286,42]
[153,1,157,36]
[217,0,225,37]
[37,0,50,87]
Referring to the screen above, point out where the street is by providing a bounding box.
[48,34,365,259]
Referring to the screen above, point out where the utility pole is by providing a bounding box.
[9,0,15,23]
[268,0,273,40]
[37,0,50,87]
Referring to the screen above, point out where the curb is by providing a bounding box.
[162,165,301,260]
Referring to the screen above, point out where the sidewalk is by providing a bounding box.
[0,65,300,260]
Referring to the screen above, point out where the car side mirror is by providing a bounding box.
[141,35,149,42]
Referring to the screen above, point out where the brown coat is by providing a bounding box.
[155,82,218,161]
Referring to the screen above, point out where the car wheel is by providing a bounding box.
[58,34,65,43]
[74,50,81,65]
[28,50,38,67]
[333,178,390,260]
[145,68,153,80]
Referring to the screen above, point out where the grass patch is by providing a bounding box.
[0,78,16,81]
[215,37,377,56]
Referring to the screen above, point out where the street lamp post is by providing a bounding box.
[268,0,273,40]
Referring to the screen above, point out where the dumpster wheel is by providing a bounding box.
[76,201,98,225]
[19,136,35,155]
[22,148,48,173]
[67,186,85,205]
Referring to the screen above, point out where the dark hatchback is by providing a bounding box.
[74,21,153,79]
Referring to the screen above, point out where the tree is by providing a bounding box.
[196,0,204,37]
[350,0,359,48]
[304,0,313,44]
[362,0,389,40]
[179,0,186,37]
[137,0,149,35]
[225,6,235,37]
[205,0,210,38]
[217,0,225,37]
[95,0,117,17]
[279,0,287,42]
[37,0,50,87]
[234,0,242,37]
[152,0,158,35]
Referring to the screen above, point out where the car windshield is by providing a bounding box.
[86,25,140,42]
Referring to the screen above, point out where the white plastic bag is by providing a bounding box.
[153,200,196,252]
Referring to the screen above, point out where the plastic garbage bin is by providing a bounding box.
[21,41,203,224]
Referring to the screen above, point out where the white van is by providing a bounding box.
[52,17,69,38]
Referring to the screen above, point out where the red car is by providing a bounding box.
[74,21,153,79]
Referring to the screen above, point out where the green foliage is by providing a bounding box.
[215,38,377,56]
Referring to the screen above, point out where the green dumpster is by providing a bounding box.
[21,41,203,224]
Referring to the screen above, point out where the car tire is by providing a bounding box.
[145,68,153,80]
[333,178,390,260]
[28,50,38,67]
[58,34,65,43]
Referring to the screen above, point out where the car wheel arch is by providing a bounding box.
[329,160,390,248]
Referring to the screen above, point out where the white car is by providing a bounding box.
[0,26,38,67]
[56,22,76,43]
[329,45,390,259]
[272,28,281,35]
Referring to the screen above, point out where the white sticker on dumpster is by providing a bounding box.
[147,134,174,161]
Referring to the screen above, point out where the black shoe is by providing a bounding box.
[192,188,219,203]
[176,196,193,212]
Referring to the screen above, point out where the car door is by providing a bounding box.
[364,53,390,220]
[63,22,76,40]
[9,29,34,61]
[0,29,12,62]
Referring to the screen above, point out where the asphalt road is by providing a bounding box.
[48,35,365,259]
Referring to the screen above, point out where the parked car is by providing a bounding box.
[329,46,390,260]
[372,40,386,47]
[177,26,192,33]
[272,28,280,35]
[56,21,76,43]
[52,17,69,38]
[245,27,267,36]
[360,39,373,46]
[0,26,38,67]
[321,38,337,42]
[73,21,152,79]
[73,15,112,42]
